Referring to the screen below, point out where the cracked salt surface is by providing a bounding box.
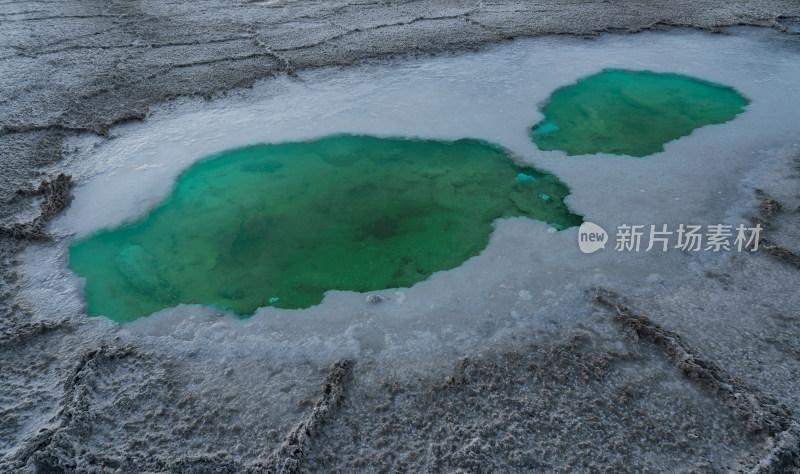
[19,28,800,371]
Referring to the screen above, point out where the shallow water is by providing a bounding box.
[69,135,581,322]
[19,29,800,366]
[531,69,749,157]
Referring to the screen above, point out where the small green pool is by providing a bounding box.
[70,134,582,322]
[531,69,749,157]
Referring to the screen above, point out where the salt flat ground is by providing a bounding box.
[2,1,800,472]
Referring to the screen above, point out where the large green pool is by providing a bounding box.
[69,134,582,322]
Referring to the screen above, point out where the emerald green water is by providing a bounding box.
[531,69,749,157]
[69,134,582,322]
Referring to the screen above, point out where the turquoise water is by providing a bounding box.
[531,69,749,157]
[69,135,583,322]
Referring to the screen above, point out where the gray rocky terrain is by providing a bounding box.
[2,1,800,472]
